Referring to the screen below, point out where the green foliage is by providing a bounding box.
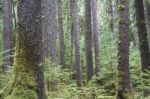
[5,88,37,99]
[43,55,118,99]
[0,70,12,89]
[43,60,79,98]
[0,0,149,98]
[129,48,141,90]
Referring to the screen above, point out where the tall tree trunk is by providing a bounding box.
[0,0,47,99]
[2,0,13,73]
[57,0,65,67]
[108,0,114,32]
[144,0,150,49]
[91,0,100,75]
[85,0,94,81]
[135,0,150,71]
[70,0,82,86]
[117,0,133,98]
[42,0,57,64]
[135,0,150,96]
[71,3,75,66]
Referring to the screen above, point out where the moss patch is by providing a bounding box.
[5,86,37,99]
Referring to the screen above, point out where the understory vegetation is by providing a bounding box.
[0,44,148,99]
[0,0,150,99]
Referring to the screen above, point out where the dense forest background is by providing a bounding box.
[0,0,150,99]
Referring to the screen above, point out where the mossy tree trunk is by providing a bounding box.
[135,0,150,96]
[0,0,47,99]
[117,0,133,98]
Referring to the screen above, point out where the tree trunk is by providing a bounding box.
[117,0,133,98]
[85,0,94,81]
[0,0,47,99]
[91,0,100,75]
[70,1,75,66]
[135,0,150,71]
[135,0,150,96]
[57,0,65,67]
[2,0,13,73]
[108,0,115,32]
[70,0,82,86]
[144,0,150,49]
[42,0,57,64]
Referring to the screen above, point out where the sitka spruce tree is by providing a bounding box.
[144,0,150,49]
[0,0,47,99]
[42,0,57,63]
[91,0,100,75]
[2,0,13,73]
[135,0,150,71]
[70,0,82,86]
[57,0,65,67]
[85,0,94,81]
[117,0,133,98]
[135,0,150,96]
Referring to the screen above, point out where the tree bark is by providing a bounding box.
[135,0,150,71]
[117,0,133,98]
[108,0,114,32]
[42,0,57,64]
[70,0,83,86]
[135,0,150,96]
[91,0,100,75]
[144,0,150,49]
[2,0,13,73]
[85,0,94,81]
[57,0,65,67]
[0,0,47,99]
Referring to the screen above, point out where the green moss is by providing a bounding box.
[0,80,15,98]
[119,19,128,25]
[118,5,125,11]
[123,91,134,99]
[0,47,42,99]
[0,10,48,98]
[0,72,38,99]
[98,96,115,99]
[5,86,37,99]
[13,70,37,88]
[117,89,134,99]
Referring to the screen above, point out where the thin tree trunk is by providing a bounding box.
[117,0,133,98]
[0,0,47,99]
[71,9,74,66]
[135,0,150,96]
[57,0,65,67]
[85,0,94,81]
[91,0,100,75]
[70,0,82,86]
[2,0,13,73]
